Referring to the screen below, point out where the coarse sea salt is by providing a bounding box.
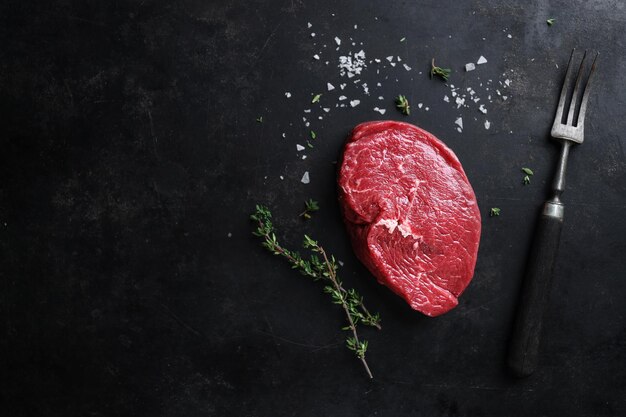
[350,99,360,107]
[296,144,305,151]
[479,104,487,114]
[477,56,488,64]
[484,120,491,130]
[373,107,386,115]
[285,92,291,98]
[455,117,463,129]
[327,82,335,91]
[465,63,476,72]
[307,22,312,28]
[335,36,341,46]
[338,95,347,101]
[403,64,412,71]
[313,54,320,60]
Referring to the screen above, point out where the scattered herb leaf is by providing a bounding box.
[521,167,534,176]
[251,205,381,378]
[299,199,320,220]
[523,175,531,185]
[307,141,314,149]
[547,18,556,26]
[430,58,451,81]
[311,94,322,104]
[310,130,317,139]
[490,207,501,217]
[395,95,410,115]
[256,116,263,123]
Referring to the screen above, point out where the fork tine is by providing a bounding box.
[566,50,588,126]
[577,52,599,126]
[554,49,577,126]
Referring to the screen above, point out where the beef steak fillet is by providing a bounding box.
[338,121,481,316]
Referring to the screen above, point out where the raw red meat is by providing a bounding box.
[338,121,481,316]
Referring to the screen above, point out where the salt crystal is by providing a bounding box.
[323,107,330,112]
[457,127,462,133]
[443,95,450,102]
[376,82,382,87]
[334,36,341,46]
[327,82,335,91]
[354,24,358,29]
[507,34,512,38]
[425,107,429,111]
[304,109,311,113]
[374,58,381,63]
[305,122,310,127]
[373,107,386,115]
[390,62,396,67]
[338,95,347,101]
[285,92,291,98]
[307,22,312,28]
[362,83,369,94]
[313,54,320,60]
[386,56,394,62]
[279,176,284,180]
[296,144,305,151]
[318,116,323,120]
[485,120,491,130]
[502,96,508,101]
[378,96,384,100]
[282,133,286,138]
[227,232,232,238]
[311,33,316,37]
[302,155,307,159]
[403,64,412,71]
[350,99,360,107]
[455,117,463,129]
[397,56,402,62]
[477,56,488,64]
[456,96,465,108]
[465,63,476,72]
[479,104,487,114]
[504,79,511,87]
[418,103,423,109]
[340,83,346,89]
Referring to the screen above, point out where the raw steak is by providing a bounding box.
[338,121,481,316]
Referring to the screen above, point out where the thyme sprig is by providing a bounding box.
[430,58,451,81]
[396,95,410,115]
[251,205,381,378]
[299,198,319,220]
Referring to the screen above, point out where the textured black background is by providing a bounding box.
[2,1,626,416]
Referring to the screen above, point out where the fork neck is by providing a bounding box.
[549,140,573,205]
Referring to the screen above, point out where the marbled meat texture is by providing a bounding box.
[338,121,481,316]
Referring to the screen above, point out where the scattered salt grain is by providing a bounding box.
[443,95,450,103]
[338,95,347,101]
[302,155,307,160]
[304,109,311,113]
[455,117,463,129]
[350,99,361,107]
[340,83,346,89]
[477,56,488,65]
[484,120,491,130]
[507,34,512,39]
[323,107,330,112]
[285,92,291,98]
[334,36,341,46]
[279,176,284,180]
[307,22,312,28]
[479,104,487,114]
[465,63,476,72]
[403,63,412,71]
[282,133,286,138]
[313,54,320,60]
[311,33,316,37]
[425,107,430,111]
[455,96,465,108]
[373,107,386,115]
[378,96,384,100]
[504,79,511,87]
[386,56,394,62]
[327,82,335,91]
[418,103,423,109]
[227,232,232,238]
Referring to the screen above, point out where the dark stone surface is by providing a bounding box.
[2,1,625,416]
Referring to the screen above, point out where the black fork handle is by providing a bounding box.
[507,202,563,377]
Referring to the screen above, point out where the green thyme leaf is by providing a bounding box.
[521,167,534,176]
[311,93,322,103]
[547,18,556,26]
[490,207,501,217]
[395,95,410,115]
[430,58,451,81]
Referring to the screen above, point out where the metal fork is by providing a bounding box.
[508,49,599,377]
